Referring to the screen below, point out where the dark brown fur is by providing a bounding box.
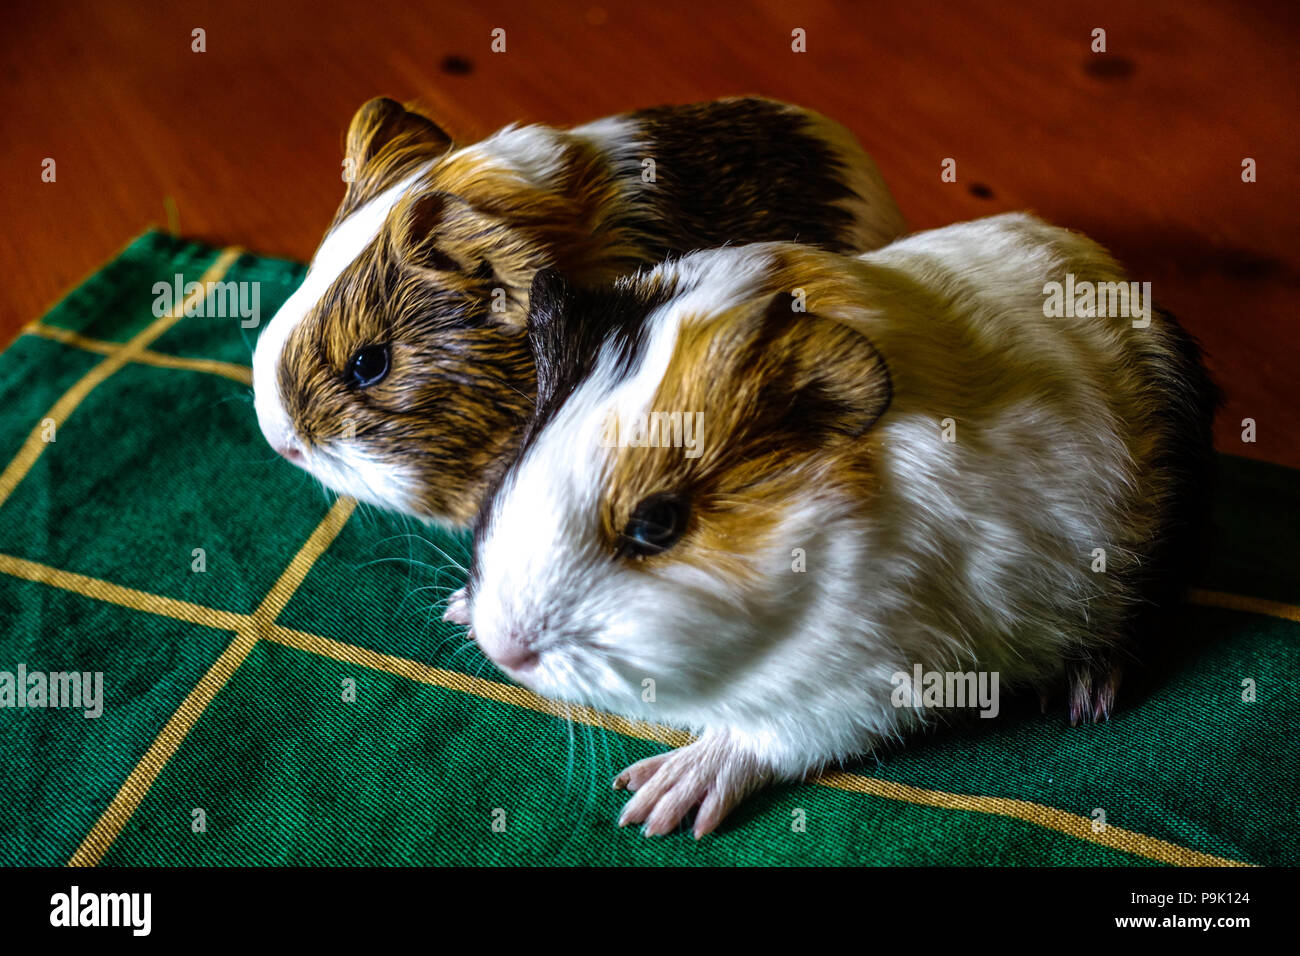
[276,97,902,523]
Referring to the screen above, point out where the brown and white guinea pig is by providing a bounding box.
[252,96,905,524]
[463,212,1218,837]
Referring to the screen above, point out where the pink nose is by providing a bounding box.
[276,445,303,463]
[491,645,539,674]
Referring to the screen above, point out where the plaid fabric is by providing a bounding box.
[0,232,1295,867]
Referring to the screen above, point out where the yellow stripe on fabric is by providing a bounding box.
[21,323,118,356]
[24,322,253,384]
[816,772,1251,867]
[265,627,1249,867]
[127,351,252,384]
[0,545,1266,866]
[63,495,355,867]
[251,497,356,628]
[0,248,243,510]
[0,552,245,631]
[66,626,260,867]
[1188,588,1300,624]
[265,624,692,748]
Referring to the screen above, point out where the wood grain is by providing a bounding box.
[1,0,1297,466]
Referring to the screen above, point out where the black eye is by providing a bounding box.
[619,493,689,558]
[348,344,390,388]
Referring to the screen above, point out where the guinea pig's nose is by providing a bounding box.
[494,645,539,673]
[473,618,541,675]
[276,444,303,463]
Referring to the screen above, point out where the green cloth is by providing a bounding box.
[0,231,1295,867]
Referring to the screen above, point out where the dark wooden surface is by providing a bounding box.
[2,0,1297,466]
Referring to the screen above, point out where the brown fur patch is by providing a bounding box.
[332,98,453,226]
[278,97,901,524]
[602,293,890,587]
[280,109,652,522]
[280,221,535,523]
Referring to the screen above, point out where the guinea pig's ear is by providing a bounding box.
[525,268,576,408]
[759,291,892,441]
[344,97,451,173]
[394,192,474,274]
[527,268,572,334]
[335,99,452,224]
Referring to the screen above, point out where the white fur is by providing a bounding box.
[250,120,633,510]
[461,116,647,192]
[457,124,571,189]
[301,438,424,514]
[251,165,430,506]
[256,104,907,531]
[471,214,1184,786]
[571,116,648,208]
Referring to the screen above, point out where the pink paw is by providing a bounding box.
[442,587,470,626]
[612,734,767,838]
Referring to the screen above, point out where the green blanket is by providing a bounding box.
[0,232,1295,867]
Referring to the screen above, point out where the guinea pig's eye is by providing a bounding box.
[619,493,689,559]
[348,344,390,388]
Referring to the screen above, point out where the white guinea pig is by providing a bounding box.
[463,213,1218,837]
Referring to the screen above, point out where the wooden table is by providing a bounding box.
[2,0,1296,467]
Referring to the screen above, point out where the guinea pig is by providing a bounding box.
[463,213,1218,837]
[252,95,905,525]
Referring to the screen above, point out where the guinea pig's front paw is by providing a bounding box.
[441,587,470,626]
[613,733,769,839]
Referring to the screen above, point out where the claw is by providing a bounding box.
[1066,658,1124,725]
[612,734,767,837]
[613,751,670,792]
[1092,666,1122,722]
